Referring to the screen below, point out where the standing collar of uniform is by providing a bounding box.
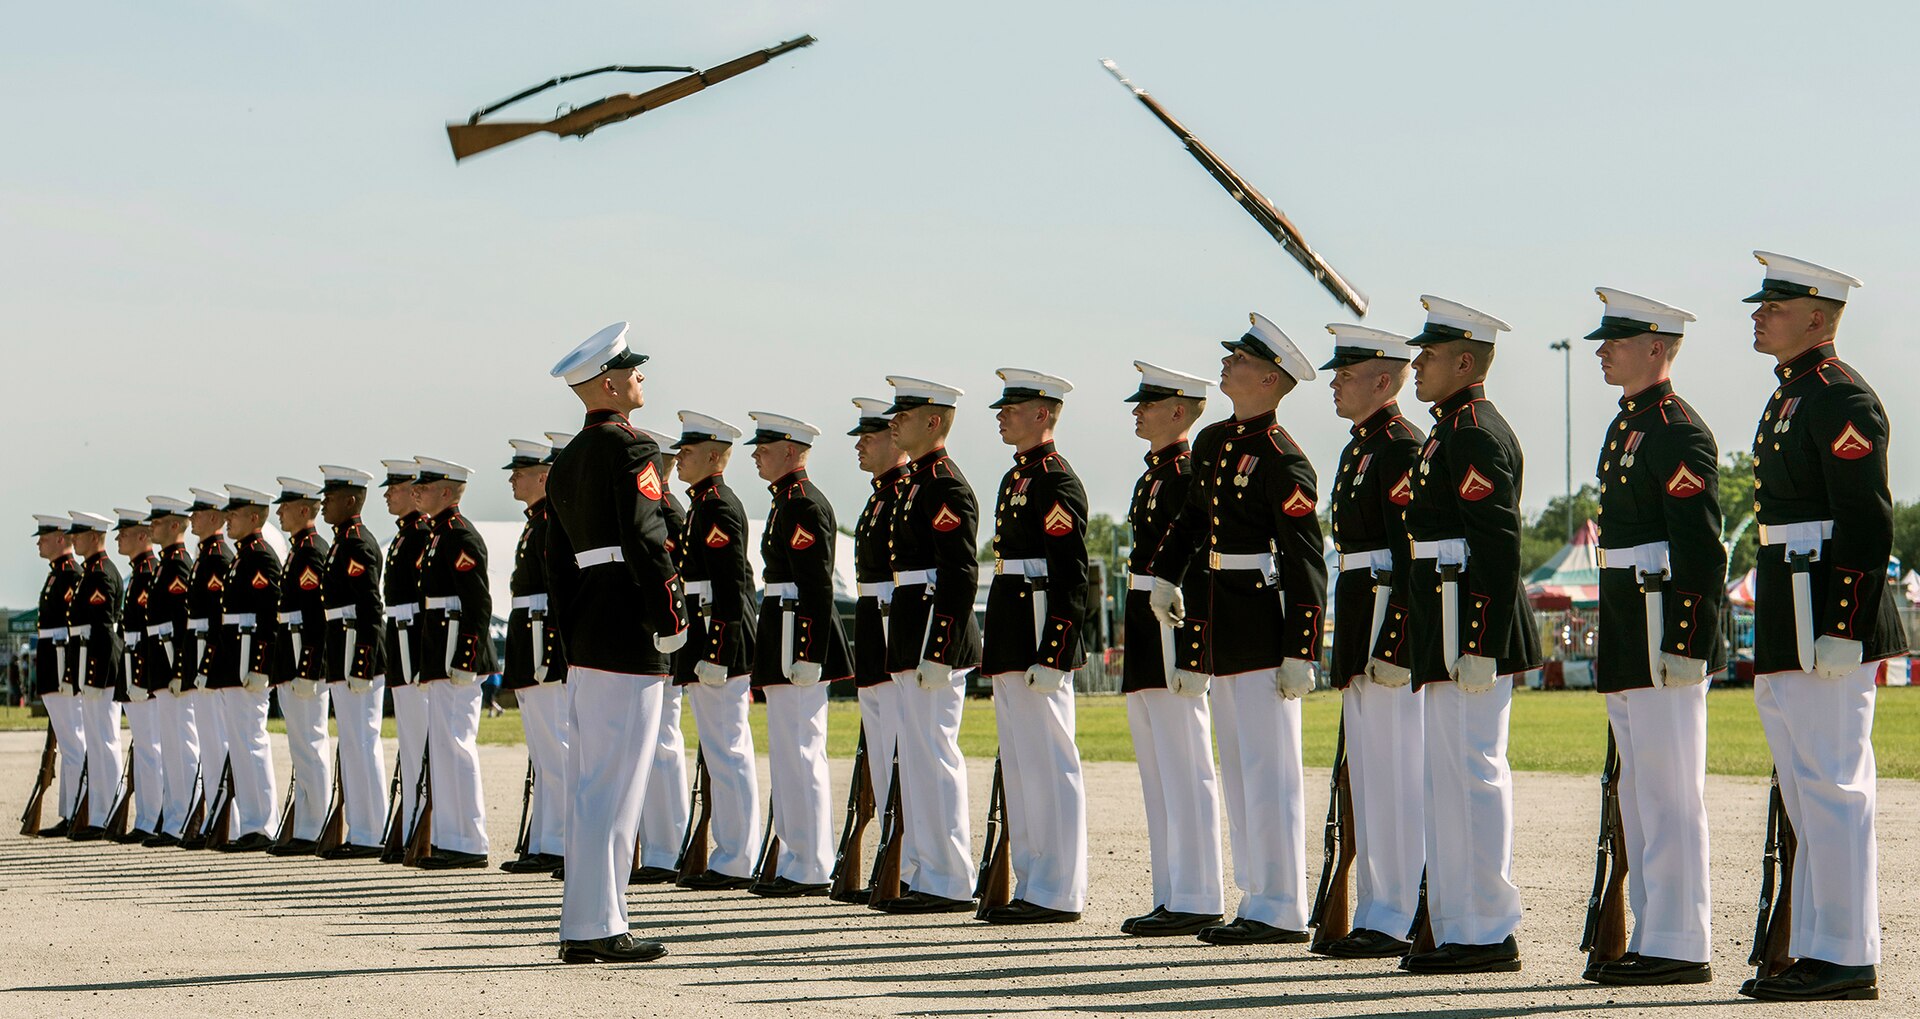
[50,552,78,570]
[197,533,227,552]
[234,530,264,547]
[1617,379,1673,415]
[1430,383,1486,421]
[331,516,363,537]
[522,498,547,520]
[872,462,911,490]
[397,510,422,529]
[1145,440,1189,468]
[432,506,461,526]
[162,541,188,554]
[1775,342,1837,384]
[768,467,808,495]
[290,525,318,544]
[584,408,630,427]
[131,548,157,565]
[1226,410,1275,434]
[1013,440,1056,468]
[1352,402,1403,440]
[83,550,109,566]
[909,447,948,472]
[689,474,725,496]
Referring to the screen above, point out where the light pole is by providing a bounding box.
[1549,339,1573,540]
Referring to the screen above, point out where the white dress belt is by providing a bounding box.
[385,603,417,622]
[766,582,800,600]
[1758,520,1835,552]
[187,618,210,633]
[575,546,624,567]
[994,557,1048,578]
[277,610,304,625]
[512,593,548,611]
[1597,541,1672,577]
[1128,572,1156,592]
[1337,549,1393,572]
[682,580,713,599]
[893,568,937,587]
[1411,538,1469,567]
[222,613,256,627]
[147,622,175,637]
[324,605,357,621]
[424,596,461,611]
[857,581,895,600]
[38,627,69,640]
[1207,550,1274,572]
[69,625,93,639]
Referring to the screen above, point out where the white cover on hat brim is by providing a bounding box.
[993,368,1074,400]
[1419,295,1513,338]
[1325,323,1417,360]
[884,375,964,407]
[1594,287,1697,333]
[1247,312,1317,382]
[1752,251,1862,299]
[677,411,744,443]
[1131,360,1212,396]
[552,321,635,386]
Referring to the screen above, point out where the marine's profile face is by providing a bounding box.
[1749,298,1822,358]
[1217,349,1276,403]
[383,483,412,518]
[37,531,70,560]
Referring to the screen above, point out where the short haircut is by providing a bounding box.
[1454,338,1496,379]
[1169,395,1206,420]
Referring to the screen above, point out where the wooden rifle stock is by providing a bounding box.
[1749,771,1798,979]
[512,759,536,860]
[19,727,57,835]
[446,35,818,161]
[973,756,1012,918]
[104,749,137,839]
[207,760,235,849]
[272,772,299,848]
[748,803,782,893]
[403,745,433,865]
[676,747,712,883]
[69,756,92,836]
[379,755,407,860]
[867,756,905,905]
[1309,720,1356,951]
[315,744,347,855]
[180,761,208,843]
[828,732,875,902]
[1580,728,1629,970]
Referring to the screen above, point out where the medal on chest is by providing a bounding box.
[1232,453,1258,488]
[1010,477,1032,507]
[1621,431,1645,467]
[1353,452,1372,488]
[1418,438,1440,477]
[1773,397,1801,434]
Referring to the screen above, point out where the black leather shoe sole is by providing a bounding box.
[749,879,830,898]
[1129,912,1223,938]
[1196,920,1311,946]
[1316,929,1414,959]
[141,833,181,848]
[980,903,1082,925]
[872,892,976,914]
[628,865,678,884]
[416,851,488,870]
[267,839,319,857]
[1593,956,1710,986]
[680,871,755,891]
[69,826,107,842]
[500,854,563,874]
[112,829,154,845]
[218,833,274,853]
[558,938,670,964]
[37,821,72,838]
[317,844,385,860]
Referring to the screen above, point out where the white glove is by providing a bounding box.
[1169,669,1210,698]
[448,669,478,687]
[1149,578,1185,629]
[291,678,323,699]
[693,659,729,687]
[916,658,952,690]
[127,684,150,703]
[1365,657,1411,688]
[347,677,374,694]
[653,628,689,654]
[192,673,209,691]
[1026,664,1069,692]
[1451,655,1498,693]
[1813,635,1864,680]
[82,684,109,701]
[1276,658,1316,700]
[788,660,823,687]
[1658,652,1708,688]
[168,677,184,694]
[243,672,270,693]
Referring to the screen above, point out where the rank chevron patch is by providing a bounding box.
[346,559,367,577]
[1042,502,1075,536]
[635,461,664,501]
[1665,462,1706,498]
[1281,485,1316,517]
[931,505,962,532]
[453,550,477,572]
[790,525,817,550]
[1458,466,1495,502]
[706,524,731,548]
[298,567,322,590]
[1831,422,1874,460]
[1388,471,1413,506]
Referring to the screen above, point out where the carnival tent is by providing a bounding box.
[1525,520,1600,609]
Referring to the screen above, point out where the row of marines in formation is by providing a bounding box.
[21,250,1898,1001]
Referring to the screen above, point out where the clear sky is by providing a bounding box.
[5,0,1918,606]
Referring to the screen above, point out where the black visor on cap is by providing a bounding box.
[1221,334,1283,367]
[744,429,808,447]
[272,492,315,505]
[847,416,890,435]
[1318,345,1409,370]
[674,433,728,450]
[1742,279,1840,304]
[1408,322,1478,347]
[885,394,943,414]
[502,456,546,470]
[1123,383,1186,404]
[1583,316,1667,341]
[987,386,1057,409]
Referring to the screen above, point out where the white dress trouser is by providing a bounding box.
[1344,679,1426,938]
[1126,687,1225,915]
[638,683,688,869]
[891,668,973,902]
[1423,676,1522,946]
[390,683,429,841]
[329,677,388,846]
[79,690,124,827]
[1606,683,1710,962]
[687,676,760,878]
[424,679,488,855]
[560,668,664,941]
[43,691,87,820]
[517,681,571,857]
[857,682,917,887]
[216,686,276,838]
[991,672,1088,912]
[276,684,333,841]
[152,689,201,836]
[764,683,834,885]
[1755,663,1880,967]
[1210,669,1308,929]
[124,696,166,833]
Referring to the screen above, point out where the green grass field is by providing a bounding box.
[6,685,1916,778]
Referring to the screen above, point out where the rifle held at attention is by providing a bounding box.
[1580,727,1629,976]
[1748,770,1798,981]
[676,747,713,884]
[867,755,905,905]
[973,756,1013,919]
[828,732,875,903]
[18,727,57,836]
[1309,719,1356,951]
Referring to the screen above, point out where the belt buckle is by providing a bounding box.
[993,558,1006,575]
[1208,551,1221,570]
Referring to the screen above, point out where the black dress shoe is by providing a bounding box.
[1401,936,1521,974]
[749,876,831,898]
[557,933,669,964]
[38,819,72,838]
[679,869,754,891]
[141,832,181,848]
[1317,928,1414,959]
[628,865,678,885]
[499,853,563,874]
[113,828,154,845]
[835,887,872,905]
[872,890,976,914]
[1196,918,1311,946]
[378,847,406,864]
[69,825,107,842]
[219,832,275,853]
[979,899,1082,925]
[1593,954,1710,986]
[317,843,385,860]
[1130,910,1224,937]
[178,834,209,850]
[1741,959,1878,1001]
[267,838,319,857]
[550,865,566,880]
[1122,905,1168,934]
[1581,951,1636,982]
[416,850,488,870]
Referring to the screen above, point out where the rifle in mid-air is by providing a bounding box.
[19,727,57,836]
[1580,728,1630,978]
[866,756,905,905]
[973,756,1012,919]
[1309,719,1357,952]
[1748,770,1798,981]
[828,732,875,903]
[446,36,818,161]
[1100,59,1369,317]
[675,747,713,884]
